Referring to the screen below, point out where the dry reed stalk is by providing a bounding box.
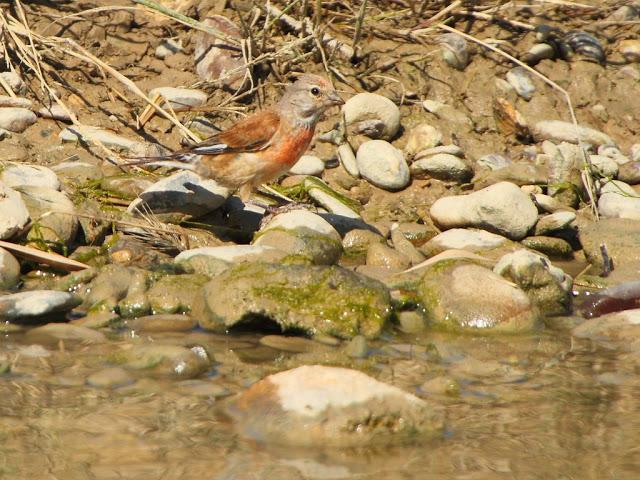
[434,23,599,219]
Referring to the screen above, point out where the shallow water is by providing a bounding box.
[2,324,639,480]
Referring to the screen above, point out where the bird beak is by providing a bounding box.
[326,90,345,106]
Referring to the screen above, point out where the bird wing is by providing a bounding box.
[182,109,281,156]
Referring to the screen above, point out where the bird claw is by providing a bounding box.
[258,202,318,229]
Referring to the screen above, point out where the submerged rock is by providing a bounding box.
[119,344,210,379]
[419,259,541,332]
[228,365,443,446]
[25,323,105,344]
[194,263,391,339]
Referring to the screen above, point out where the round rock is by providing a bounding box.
[343,93,400,140]
[1,164,61,191]
[0,108,36,133]
[0,247,20,289]
[288,154,325,176]
[356,140,409,191]
[228,365,443,446]
[0,181,30,240]
[429,181,538,240]
[410,153,473,183]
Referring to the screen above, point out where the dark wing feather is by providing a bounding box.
[179,109,281,156]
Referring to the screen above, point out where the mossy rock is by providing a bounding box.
[193,263,392,339]
[146,273,210,314]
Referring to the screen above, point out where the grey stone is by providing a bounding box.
[430,182,538,240]
[289,154,324,176]
[598,180,640,219]
[506,67,536,100]
[343,93,400,140]
[337,143,359,177]
[0,181,30,240]
[0,247,20,289]
[0,291,81,321]
[366,242,410,270]
[0,108,36,133]
[404,123,442,156]
[148,87,207,109]
[128,170,231,217]
[356,140,410,190]
[19,186,78,246]
[0,96,32,108]
[0,72,26,95]
[87,367,135,388]
[37,104,72,122]
[532,120,614,146]
[534,211,576,235]
[410,153,473,182]
[1,164,61,191]
[422,228,509,253]
[477,153,512,171]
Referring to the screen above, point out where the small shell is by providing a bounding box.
[505,67,536,101]
[563,31,606,64]
[439,33,469,70]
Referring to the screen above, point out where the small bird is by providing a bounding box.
[132,74,344,201]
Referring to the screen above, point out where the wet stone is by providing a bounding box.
[120,344,211,379]
[228,365,443,446]
[259,335,315,353]
[25,323,106,344]
[128,314,197,333]
[344,335,369,358]
[0,291,81,322]
[87,367,135,389]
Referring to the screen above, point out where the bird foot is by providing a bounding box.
[258,202,318,229]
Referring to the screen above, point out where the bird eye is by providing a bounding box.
[310,87,320,96]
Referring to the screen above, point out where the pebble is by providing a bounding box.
[342,228,385,255]
[155,38,182,59]
[589,154,619,178]
[0,108,37,133]
[259,335,315,353]
[1,164,61,191]
[194,15,247,90]
[0,247,20,289]
[148,87,207,109]
[439,33,469,70]
[59,125,159,154]
[366,242,411,270]
[534,211,576,235]
[344,335,369,358]
[390,225,426,265]
[37,104,72,122]
[24,322,104,344]
[20,186,78,246]
[0,181,30,240]
[306,184,361,219]
[477,153,512,170]
[430,182,539,240]
[523,43,555,65]
[494,249,572,316]
[410,153,473,183]
[227,365,442,446]
[288,154,324,176]
[521,236,573,259]
[620,39,640,63]
[422,100,473,130]
[506,67,536,100]
[128,170,231,217]
[128,314,197,333]
[0,72,26,95]
[342,93,401,140]
[598,180,640,219]
[356,140,410,190]
[532,120,614,146]
[254,210,343,265]
[337,143,359,177]
[415,144,464,159]
[618,162,640,185]
[422,228,509,253]
[87,367,135,389]
[404,123,443,156]
[533,193,567,213]
[0,96,32,108]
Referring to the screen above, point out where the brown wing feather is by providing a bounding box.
[180,109,281,156]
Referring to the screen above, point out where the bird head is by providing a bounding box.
[279,74,344,127]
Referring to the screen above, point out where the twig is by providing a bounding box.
[352,0,368,53]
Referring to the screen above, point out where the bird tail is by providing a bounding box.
[122,153,198,171]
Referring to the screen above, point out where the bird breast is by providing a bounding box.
[267,126,315,167]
